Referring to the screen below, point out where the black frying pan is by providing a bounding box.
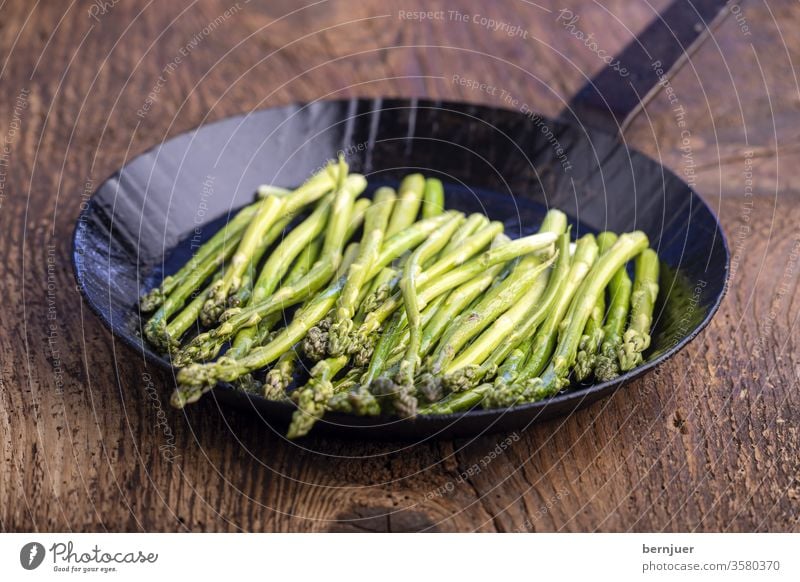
[72,0,730,439]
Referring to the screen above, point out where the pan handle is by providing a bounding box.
[562,0,731,135]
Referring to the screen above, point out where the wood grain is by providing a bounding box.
[1,0,798,532]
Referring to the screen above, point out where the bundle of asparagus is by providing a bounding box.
[140,159,660,438]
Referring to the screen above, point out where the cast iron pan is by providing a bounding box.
[72,0,730,439]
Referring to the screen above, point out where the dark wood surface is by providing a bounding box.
[1,0,798,532]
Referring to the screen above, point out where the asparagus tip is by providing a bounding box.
[416,372,443,404]
[371,377,417,418]
[328,384,381,416]
[618,329,649,372]
[139,287,165,312]
[442,365,483,393]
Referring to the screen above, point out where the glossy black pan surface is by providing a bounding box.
[72,97,728,438]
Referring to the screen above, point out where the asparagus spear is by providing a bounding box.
[139,201,263,312]
[573,292,605,382]
[478,234,596,405]
[439,213,488,256]
[357,230,556,341]
[263,240,364,399]
[361,293,448,387]
[228,193,299,308]
[419,384,492,415]
[521,232,649,401]
[200,194,287,325]
[396,214,465,386]
[439,252,557,392]
[199,161,349,325]
[175,175,370,365]
[591,248,632,382]
[512,234,599,382]
[421,177,445,219]
[327,384,382,416]
[158,272,222,352]
[573,232,617,381]
[256,184,291,199]
[432,334,536,413]
[144,231,243,351]
[171,215,450,401]
[431,210,568,374]
[386,175,424,237]
[618,248,659,371]
[173,275,347,407]
[287,355,348,439]
[281,198,367,293]
[230,197,370,316]
[418,263,505,357]
[224,197,334,359]
[301,242,363,361]
[283,237,323,287]
[327,187,397,356]
[439,231,570,392]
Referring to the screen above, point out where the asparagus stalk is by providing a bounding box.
[199,161,348,325]
[618,248,659,371]
[174,175,369,365]
[439,252,557,392]
[439,213,488,256]
[386,175,424,237]
[429,335,535,413]
[573,292,605,382]
[139,201,263,312]
[444,231,571,391]
[358,230,556,341]
[279,198,367,296]
[420,220,504,281]
[283,237,323,286]
[421,177,445,219]
[419,384,491,415]
[495,234,598,390]
[327,384,381,416]
[361,292,448,387]
[495,336,535,386]
[224,199,334,359]
[200,194,287,325]
[418,263,505,357]
[287,355,348,439]
[255,249,322,362]
[575,231,630,382]
[431,210,568,374]
[397,214,465,386]
[172,275,347,407]
[229,194,306,308]
[264,240,364,397]
[301,241,363,361]
[158,210,296,352]
[590,246,631,382]
[159,272,222,352]
[230,197,370,317]
[144,232,241,351]
[573,232,618,382]
[517,232,649,401]
[327,187,397,356]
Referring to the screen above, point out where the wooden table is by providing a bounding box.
[2,0,798,532]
